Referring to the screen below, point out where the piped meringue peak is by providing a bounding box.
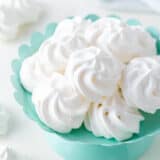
[122,56,160,113]
[0,0,42,40]
[54,17,91,43]
[84,17,127,45]
[85,17,156,63]
[65,47,124,101]
[84,93,144,141]
[32,73,90,133]
[20,16,159,141]
[105,26,156,63]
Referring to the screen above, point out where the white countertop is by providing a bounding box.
[0,0,160,159]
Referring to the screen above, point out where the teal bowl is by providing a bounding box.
[44,126,153,160]
[11,14,160,160]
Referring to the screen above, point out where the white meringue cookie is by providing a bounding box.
[20,38,76,92]
[0,145,12,160]
[38,17,90,72]
[37,33,88,74]
[98,25,156,63]
[20,44,67,93]
[84,93,144,141]
[85,17,156,63]
[0,107,10,136]
[32,73,90,133]
[37,38,68,74]
[84,17,127,45]
[54,17,91,42]
[122,56,160,113]
[51,17,90,55]
[0,0,41,40]
[0,145,32,160]
[20,54,53,92]
[66,47,124,101]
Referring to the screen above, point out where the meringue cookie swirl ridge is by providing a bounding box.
[32,73,90,133]
[84,93,144,141]
[122,56,160,113]
[66,47,124,101]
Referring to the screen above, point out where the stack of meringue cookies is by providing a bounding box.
[20,16,160,141]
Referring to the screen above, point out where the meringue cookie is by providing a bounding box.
[0,145,32,160]
[0,107,10,136]
[0,0,41,40]
[122,56,160,113]
[85,17,156,63]
[54,17,91,42]
[98,25,156,63]
[0,145,13,160]
[33,17,90,71]
[37,33,87,74]
[20,39,72,92]
[66,47,124,101]
[20,54,53,92]
[84,93,144,141]
[51,17,91,54]
[32,73,90,133]
[36,38,68,74]
[84,17,127,45]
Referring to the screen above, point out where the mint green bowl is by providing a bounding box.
[11,14,160,160]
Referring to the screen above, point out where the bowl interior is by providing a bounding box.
[11,14,160,146]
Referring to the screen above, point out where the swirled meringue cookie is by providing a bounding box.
[0,145,31,160]
[0,145,13,160]
[50,17,91,56]
[36,38,68,74]
[43,17,91,60]
[20,54,52,92]
[54,17,91,42]
[0,0,41,40]
[85,17,156,63]
[122,56,160,113]
[85,17,127,45]
[32,73,90,133]
[20,43,69,92]
[100,26,156,63]
[0,145,9,160]
[33,17,91,71]
[37,30,88,74]
[84,93,144,141]
[66,47,124,101]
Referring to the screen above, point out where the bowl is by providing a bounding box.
[11,14,160,160]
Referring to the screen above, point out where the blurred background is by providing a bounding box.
[0,0,160,160]
[100,0,160,14]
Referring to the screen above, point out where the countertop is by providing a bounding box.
[0,0,160,159]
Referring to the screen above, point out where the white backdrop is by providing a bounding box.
[102,0,160,13]
[0,0,160,159]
